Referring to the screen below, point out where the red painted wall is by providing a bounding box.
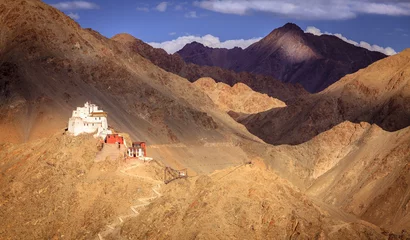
[105,134,124,144]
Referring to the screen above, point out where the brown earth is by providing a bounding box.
[0,132,163,239]
[111,33,307,102]
[240,48,410,145]
[238,121,410,234]
[193,77,286,114]
[177,23,386,93]
[111,161,387,240]
[2,123,408,239]
[234,49,410,232]
[0,1,409,239]
[0,0,264,175]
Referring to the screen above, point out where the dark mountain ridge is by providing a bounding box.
[177,23,386,93]
[111,33,307,102]
[239,48,410,145]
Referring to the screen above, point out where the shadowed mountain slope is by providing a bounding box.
[177,23,386,93]
[239,49,410,145]
[0,0,264,174]
[112,33,307,102]
[255,121,410,233]
[1,1,409,239]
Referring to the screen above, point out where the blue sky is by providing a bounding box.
[44,0,410,55]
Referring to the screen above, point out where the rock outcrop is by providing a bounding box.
[193,77,285,114]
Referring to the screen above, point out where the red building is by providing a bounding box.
[127,142,147,158]
[105,134,124,144]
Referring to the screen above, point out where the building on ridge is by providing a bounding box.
[67,102,112,139]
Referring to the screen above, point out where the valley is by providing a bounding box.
[0,0,409,239]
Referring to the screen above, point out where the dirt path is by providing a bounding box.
[97,164,163,240]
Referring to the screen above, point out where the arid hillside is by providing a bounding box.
[305,123,410,233]
[3,131,403,239]
[112,33,307,102]
[1,1,409,239]
[0,0,265,174]
[111,161,387,240]
[240,48,410,145]
[240,122,410,233]
[177,23,386,93]
[193,77,286,114]
[0,132,165,239]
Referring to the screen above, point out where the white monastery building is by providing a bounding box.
[68,102,112,138]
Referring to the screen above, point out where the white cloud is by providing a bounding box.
[155,2,168,12]
[185,11,199,18]
[194,0,410,20]
[67,12,80,20]
[305,26,322,36]
[51,1,99,10]
[169,32,177,36]
[354,2,410,16]
[148,34,262,54]
[305,26,397,55]
[175,5,183,11]
[137,7,150,12]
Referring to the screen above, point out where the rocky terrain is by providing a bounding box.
[112,33,307,102]
[240,122,410,234]
[0,132,165,239]
[240,48,410,145]
[0,0,409,239]
[113,161,387,240]
[193,77,285,114]
[0,0,262,174]
[177,23,386,93]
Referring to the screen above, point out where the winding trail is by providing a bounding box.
[97,163,163,240]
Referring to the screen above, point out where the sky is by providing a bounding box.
[44,0,410,55]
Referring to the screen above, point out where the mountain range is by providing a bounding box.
[177,23,386,93]
[240,48,410,145]
[0,0,409,239]
[112,33,307,102]
[0,0,260,173]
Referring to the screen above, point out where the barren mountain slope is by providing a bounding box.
[0,0,264,173]
[2,130,399,239]
[111,33,307,102]
[177,23,386,93]
[0,132,164,239]
[324,48,410,131]
[236,121,410,234]
[306,123,410,233]
[1,1,408,239]
[112,162,386,240]
[193,77,285,114]
[240,49,410,145]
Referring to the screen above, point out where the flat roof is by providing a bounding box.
[90,112,107,117]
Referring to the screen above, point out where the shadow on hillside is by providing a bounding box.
[238,94,410,146]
